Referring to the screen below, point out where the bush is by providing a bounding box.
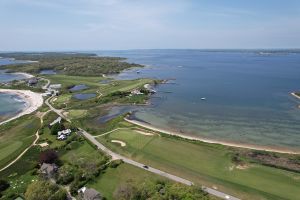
[0,180,10,192]
[109,159,123,168]
[39,149,58,164]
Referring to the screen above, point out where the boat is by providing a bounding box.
[201,97,206,100]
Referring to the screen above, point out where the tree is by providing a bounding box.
[0,180,9,192]
[51,122,64,135]
[39,149,58,164]
[25,180,67,200]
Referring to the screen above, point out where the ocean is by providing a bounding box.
[96,50,300,151]
[0,58,27,122]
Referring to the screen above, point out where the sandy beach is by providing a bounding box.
[10,72,34,79]
[0,89,43,125]
[125,118,300,155]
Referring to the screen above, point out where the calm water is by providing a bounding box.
[69,84,88,92]
[0,58,28,121]
[96,50,300,150]
[73,93,96,100]
[39,69,57,75]
[0,93,26,121]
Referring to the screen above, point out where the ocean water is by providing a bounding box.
[0,93,26,121]
[0,58,28,122]
[96,50,300,150]
[0,58,29,83]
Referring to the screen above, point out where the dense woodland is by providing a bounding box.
[0,52,142,76]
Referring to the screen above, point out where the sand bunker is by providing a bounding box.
[38,142,49,147]
[135,130,154,136]
[111,140,126,147]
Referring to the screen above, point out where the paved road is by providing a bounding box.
[81,128,240,200]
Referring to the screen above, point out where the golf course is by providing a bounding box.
[96,128,300,200]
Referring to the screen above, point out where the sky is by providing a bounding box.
[0,0,300,51]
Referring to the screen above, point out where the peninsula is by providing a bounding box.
[0,52,299,200]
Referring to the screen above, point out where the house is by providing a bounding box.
[49,117,62,127]
[49,84,62,89]
[40,163,58,178]
[58,129,72,136]
[131,89,143,95]
[57,129,72,140]
[57,135,67,140]
[28,78,38,86]
[78,187,103,200]
[42,91,52,97]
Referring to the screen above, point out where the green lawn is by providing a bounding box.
[88,163,167,200]
[67,109,87,119]
[97,129,300,200]
[0,115,40,170]
[60,140,104,163]
[0,146,41,200]
[42,74,104,88]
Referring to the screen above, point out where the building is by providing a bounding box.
[40,163,58,178]
[78,187,103,200]
[58,129,71,136]
[131,89,143,95]
[57,129,72,140]
[28,78,38,86]
[49,117,62,127]
[49,84,62,89]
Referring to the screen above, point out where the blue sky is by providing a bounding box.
[1,0,300,51]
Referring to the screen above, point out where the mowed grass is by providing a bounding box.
[43,74,104,87]
[97,129,300,200]
[88,163,167,200]
[67,109,87,119]
[100,79,154,95]
[60,139,107,165]
[0,115,40,169]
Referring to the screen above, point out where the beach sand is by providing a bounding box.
[11,72,34,79]
[125,118,300,155]
[0,89,43,125]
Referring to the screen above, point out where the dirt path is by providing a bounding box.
[0,110,50,172]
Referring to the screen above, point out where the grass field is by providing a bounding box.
[88,163,167,200]
[67,109,87,119]
[0,146,40,200]
[0,115,40,170]
[97,129,300,200]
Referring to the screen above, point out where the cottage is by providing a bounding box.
[57,135,67,140]
[58,129,72,136]
[78,187,103,200]
[28,78,38,86]
[49,84,62,89]
[131,89,143,95]
[40,163,58,178]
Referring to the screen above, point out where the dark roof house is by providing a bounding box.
[78,187,103,200]
[28,78,38,86]
[40,163,58,178]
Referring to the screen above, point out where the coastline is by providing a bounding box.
[11,72,34,79]
[0,89,43,125]
[291,92,300,100]
[125,118,300,155]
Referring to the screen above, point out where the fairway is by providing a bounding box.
[0,115,40,170]
[97,129,300,200]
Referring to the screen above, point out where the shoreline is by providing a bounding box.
[11,72,34,79]
[291,92,300,100]
[0,89,43,125]
[125,118,300,155]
